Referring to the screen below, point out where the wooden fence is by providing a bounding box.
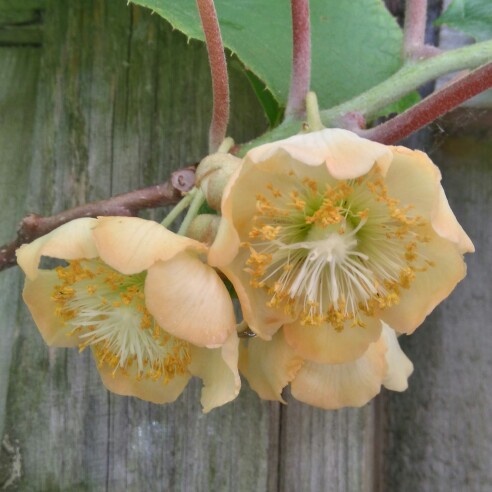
[1,1,491,490]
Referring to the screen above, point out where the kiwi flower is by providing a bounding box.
[16,216,239,412]
[208,129,473,405]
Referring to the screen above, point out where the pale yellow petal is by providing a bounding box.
[218,139,383,253]
[96,357,191,404]
[290,335,387,409]
[246,129,392,179]
[385,147,440,220]
[207,160,244,268]
[16,218,99,280]
[381,227,467,334]
[381,323,413,391]
[93,216,206,275]
[432,186,474,253]
[208,217,241,268]
[145,252,235,347]
[220,249,295,339]
[215,164,302,250]
[188,331,240,412]
[239,331,304,403]
[386,147,473,253]
[23,271,80,347]
[284,316,382,364]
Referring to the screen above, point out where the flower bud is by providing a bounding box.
[187,214,221,246]
[195,153,241,211]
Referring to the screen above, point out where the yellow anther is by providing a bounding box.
[399,267,415,289]
[87,285,97,295]
[290,191,306,211]
[302,177,318,193]
[261,225,281,240]
[266,182,282,198]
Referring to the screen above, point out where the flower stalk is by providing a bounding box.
[403,0,427,53]
[402,0,441,59]
[196,0,230,153]
[178,188,206,236]
[161,188,198,229]
[285,0,312,120]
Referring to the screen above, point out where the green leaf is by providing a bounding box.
[435,0,492,41]
[242,69,284,128]
[130,0,403,112]
[229,56,283,127]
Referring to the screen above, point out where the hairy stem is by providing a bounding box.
[403,0,427,58]
[0,167,196,272]
[362,61,492,144]
[240,39,492,153]
[323,40,492,122]
[196,0,230,153]
[285,0,311,119]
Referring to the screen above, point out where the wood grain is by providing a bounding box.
[0,2,277,490]
[0,46,40,481]
[0,1,491,491]
[382,121,492,492]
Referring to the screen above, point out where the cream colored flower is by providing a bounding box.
[16,216,240,412]
[209,128,473,396]
[239,322,413,409]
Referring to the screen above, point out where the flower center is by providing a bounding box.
[51,260,191,382]
[242,167,433,330]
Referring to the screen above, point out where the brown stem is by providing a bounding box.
[196,0,230,153]
[402,0,441,60]
[403,0,427,57]
[285,0,311,119]
[361,62,492,144]
[0,167,196,272]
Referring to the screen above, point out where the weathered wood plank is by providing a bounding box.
[0,1,278,490]
[278,398,377,492]
[2,1,492,491]
[0,46,40,489]
[383,115,492,492]
[0,1,45,9]
[0,0,43,45]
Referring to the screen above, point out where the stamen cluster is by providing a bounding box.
[52,260,191,383]
[241,167,434,332]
